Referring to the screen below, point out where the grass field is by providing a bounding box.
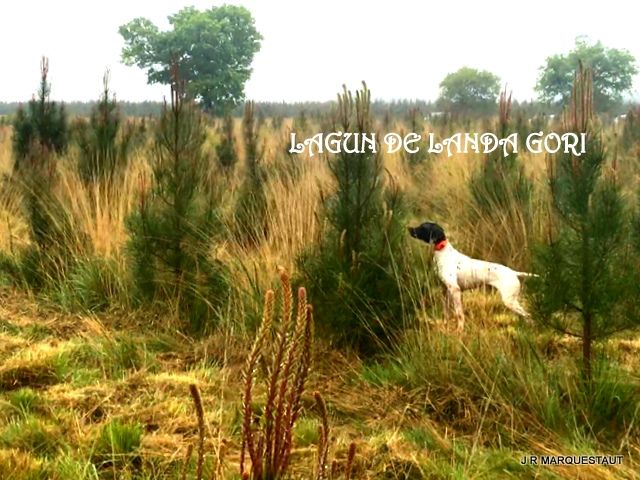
[0,108,639,479]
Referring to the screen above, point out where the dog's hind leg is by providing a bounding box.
[494,279,530,318]
[503,296,529,317]
[498,285,529,317]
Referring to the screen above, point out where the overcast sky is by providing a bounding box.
[1,0,638,103]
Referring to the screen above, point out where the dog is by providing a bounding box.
[408,221,535,331]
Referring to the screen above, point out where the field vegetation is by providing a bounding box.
[0,61,640,479]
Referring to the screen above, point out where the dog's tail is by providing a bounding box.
[516,272,539,279]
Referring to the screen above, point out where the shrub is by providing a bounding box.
[621,106,640,151]
[234,100,267,245]
[12,57,67,171]
[292,109,309,135]
[3,58,80,292]
[126,68,228,332]
[468,89,533,265]
[76,71,130,182]
[528,64,640,381]
[399,108,432,168]
[298,82,411,355]
[215,113,238,173]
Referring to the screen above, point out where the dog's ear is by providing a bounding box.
[414,222,446,244]
[431,223,446,243]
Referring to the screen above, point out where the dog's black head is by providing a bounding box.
[408,222,446,244]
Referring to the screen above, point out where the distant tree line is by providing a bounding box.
[0,98,601,120]
[0,101,162,118]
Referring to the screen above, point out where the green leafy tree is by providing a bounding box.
[437,67,500,115]
[536,37,637,112]
[126,69,228,332]
[297,83,410,355]
[119,5,262,115]
[529,65,640,381]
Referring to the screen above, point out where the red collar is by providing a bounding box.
[434,239,447,251]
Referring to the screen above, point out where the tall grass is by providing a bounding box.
[1,107,551,299]
[1,100,640,478]
[364,323,640,451]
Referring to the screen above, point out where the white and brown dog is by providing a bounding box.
[408,221,535,331]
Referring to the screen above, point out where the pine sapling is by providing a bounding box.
[12,56,68,171]
[215,113,238,174]
[126,64,228,331]
[298,82,410,355]
[235,101,267,245]
[469,88,533,265]
[4,57,78,290]
[77,70,127,182]
[529,64,640,381]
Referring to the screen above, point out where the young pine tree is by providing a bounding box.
[215,113,238,174]
[76,70,122,182]
[234,101,267,245]
[12,57,68,172]
[400,107,431,167]
[469,89,533,264]
[126,68,228,332]
[529,65,640,381]
[292,109,309,136]
[298,82,409,355]
[5,58,76,289]
[621,106,640,152]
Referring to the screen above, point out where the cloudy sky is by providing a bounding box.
[1,0,638,103]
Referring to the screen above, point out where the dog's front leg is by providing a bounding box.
[446,284,465,332]
[442,283,452,319]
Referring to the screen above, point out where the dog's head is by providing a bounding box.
[407,222,446,244]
